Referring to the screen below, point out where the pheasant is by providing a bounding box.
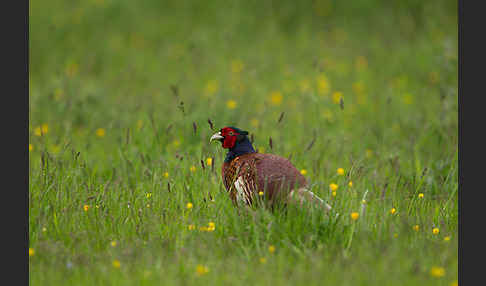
[210,126,332,211]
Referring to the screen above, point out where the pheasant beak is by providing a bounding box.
[210,131,224,143]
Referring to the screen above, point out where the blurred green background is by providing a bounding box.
[29,0,457,139]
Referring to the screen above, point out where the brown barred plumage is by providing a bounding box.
[222,153,307,207]
[211,126,331,211]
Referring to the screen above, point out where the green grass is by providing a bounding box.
[29,0,458,285]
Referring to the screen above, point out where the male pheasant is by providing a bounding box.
[210,126,332,211]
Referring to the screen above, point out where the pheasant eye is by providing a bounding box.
[228,131,234,136]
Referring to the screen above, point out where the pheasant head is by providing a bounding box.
[210,126,256,162]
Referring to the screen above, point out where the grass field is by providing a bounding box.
[29,0,458,285]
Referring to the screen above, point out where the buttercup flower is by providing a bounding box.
[96,128,106,137]
[196,264,210,276]
[430,266,445,278]
[269,91,283,106]
[226,100,237,109]
[268,245,276,253]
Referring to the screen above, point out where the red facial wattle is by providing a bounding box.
[221,127,239,149]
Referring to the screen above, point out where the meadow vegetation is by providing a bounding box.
[29,0,458,285]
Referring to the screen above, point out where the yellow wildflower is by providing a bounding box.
[332,91,343,104]
[258,191,264,196]
[186,202,193,209]
[188,224,195,231]
[29,248,35,257]
[350,212,359,221]
[317,74,330,95]
[300,169,307,175]
[418,193,424,199]
[337,168,345,175]
[226,100,237,109]
[268,245,276,253]
[204,80,219,96]
[41,124,49,134]
[390,208,397,215]
[430,266,445,278]
[206,158,213,166]
[413,225,420,232]
[196,264,210,276]
[258,147,265,153]
[137,119,143,130]
[394,233,398,238]
[95,128,106,137]
[190,165,196,172]
[361,199,366,204]
[146,204,151,208]
[112,259,121,268]
[444,236,451,242]
[83,205,90,212]
[332,191,337,197]
[433,227,440,235]
[269,91,283,106]
[208,222,215,231]
[348,181,353,187]
[29,144,33,152]
[163,172,169,178]
[329,183,338,192]
[146,193,152,199]
[259,257,267,264]
[111,241,117,247]
[34,126,42,136]
[250,118,259,128]
[231,60,244,73]
[42,227,47,232]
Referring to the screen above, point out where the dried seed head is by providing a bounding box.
[278,112,285,123]
[208,118,214,130]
